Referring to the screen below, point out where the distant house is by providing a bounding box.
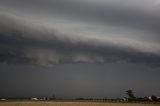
[31,98,38,100]
[147,96,152,101]
[157,96,160,99]
[123,97,128,102]
[0,99,6,101]
[146,96,160,101]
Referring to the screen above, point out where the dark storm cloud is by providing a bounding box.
[49,0,160,35]
[0,15,160,67]
[1,0,160,36]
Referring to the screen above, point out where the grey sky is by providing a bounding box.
[1,63,160,99]
[0,0,160,98]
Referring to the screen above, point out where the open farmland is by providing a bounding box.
[0,102,159,106]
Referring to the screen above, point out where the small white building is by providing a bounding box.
[157,96,160,99]
[147,96,152,101]
[123,98,128,102]
[147,96,160,101]
[31,98,38,100]
[0,99,6,101]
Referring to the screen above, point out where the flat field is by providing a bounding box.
[0,102,159,106]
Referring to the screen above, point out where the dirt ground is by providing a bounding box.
[0,102,159,106]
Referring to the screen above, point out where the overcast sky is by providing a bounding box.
[0,0,160,98]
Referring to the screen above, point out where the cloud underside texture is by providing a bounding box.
[0,15,160,67]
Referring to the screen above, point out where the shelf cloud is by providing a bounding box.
[0,15,160,67]
[0,0,160,67]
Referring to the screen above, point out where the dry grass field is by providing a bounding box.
[0,102,159,106]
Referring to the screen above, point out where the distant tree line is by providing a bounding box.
[126,89,160,102]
